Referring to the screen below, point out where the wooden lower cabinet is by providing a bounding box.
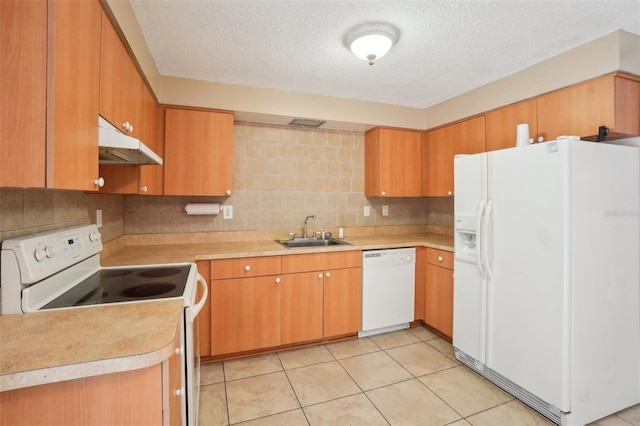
[323,267,362,337]
[211,275,282,355]
[281,271,324,344]
[424,248,454,340]
[1,327,182,426]
[209,251,362,356]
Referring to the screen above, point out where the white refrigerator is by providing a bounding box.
[453,139,640,426]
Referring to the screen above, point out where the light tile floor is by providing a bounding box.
[198,326,640,426]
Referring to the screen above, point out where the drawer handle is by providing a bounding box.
[438,256,443,262]
[244,265,251,271]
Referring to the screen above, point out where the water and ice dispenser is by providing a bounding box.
[455,215,478,263]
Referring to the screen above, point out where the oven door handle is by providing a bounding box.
[187,273,209,323]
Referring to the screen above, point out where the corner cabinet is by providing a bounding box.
[364,127,423,197]
[164,108,234,196]
[422,116,485,197]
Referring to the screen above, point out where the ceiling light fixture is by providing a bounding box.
[345,22,399,66]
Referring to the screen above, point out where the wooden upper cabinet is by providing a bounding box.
[422,116,485,197]
[164,108,234,196]
[364,127,423,197]
[99,10,143,138]
[47,0,101,190]
[485,99,537,151]
[0,0,47,188]
[537,74,640,141]
[138,99,164,195]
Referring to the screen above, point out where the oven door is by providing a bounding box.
[184,273,208,426]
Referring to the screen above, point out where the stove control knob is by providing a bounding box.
[45,246,56,258]
[89,232,101,242]
[34,248,47,262]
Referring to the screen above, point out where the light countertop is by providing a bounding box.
[101,232,454,266]
[0,299,183,392]
[1,231,453,392]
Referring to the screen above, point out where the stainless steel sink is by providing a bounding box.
[276,238,352,249]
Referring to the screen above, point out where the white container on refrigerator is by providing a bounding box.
[453,139,640,426]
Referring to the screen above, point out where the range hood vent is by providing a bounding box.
[98,116,163,165]
[288,118,327,128]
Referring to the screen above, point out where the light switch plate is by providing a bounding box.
[223,205,233,219]
[364,206,370,217]
[382,205,389,216]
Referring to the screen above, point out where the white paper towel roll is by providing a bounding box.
[184,203,220,215]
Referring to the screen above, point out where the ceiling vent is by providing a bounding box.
[289,118,326,128]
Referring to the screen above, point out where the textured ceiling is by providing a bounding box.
[130,0,640,109]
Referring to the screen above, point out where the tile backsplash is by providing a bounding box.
[1,122,453,245]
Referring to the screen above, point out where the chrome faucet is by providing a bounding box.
[303,214,316,238]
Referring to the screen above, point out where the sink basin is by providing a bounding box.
[276,238,352,249]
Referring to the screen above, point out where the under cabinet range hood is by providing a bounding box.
[98,116,163,165]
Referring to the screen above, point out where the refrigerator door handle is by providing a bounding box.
[475,200,485,277]
[482,200,494,279]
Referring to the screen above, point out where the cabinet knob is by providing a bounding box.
[537,136,544,143]
[438,256,443,262]
[318,273,323,279]
[140,186,148,193]
[275,277,281,283]
[94,177,104,188]
[244,265,251,271]
[226,189,232,195]
[175,388,183,396]
[174,347,182,355]
[325,272,331,278]
[447,190,453,196]
[381,191,386,196]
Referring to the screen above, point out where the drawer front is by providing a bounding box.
[426,248,453,269]
[281,250,361,274]
[210,256,281,279]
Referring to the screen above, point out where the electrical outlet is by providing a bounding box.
[222,205,233,219]
[382,205,389,216]
[96,209,102,227]
[364,206,370,217]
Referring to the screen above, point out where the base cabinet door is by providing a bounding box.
[211,276,281,355]
[425,264,454,339]
[281,271,323,344]
[323,267,362,337]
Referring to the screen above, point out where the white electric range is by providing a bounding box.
[0,224,207,426]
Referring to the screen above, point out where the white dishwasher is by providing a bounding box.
[359,247,416,337]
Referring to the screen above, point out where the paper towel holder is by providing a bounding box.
[184,203,221,215]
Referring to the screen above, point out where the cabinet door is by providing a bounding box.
[364,128,422,197]
[99,10,127,132]
[211,276,281,355]
[0,0,47,188]
[139,91,163,195]
[537,75,640,141]
[485,99,537,151]
[422,117,485,197]
[414,247,426,321]
[422,127,454,196]
[425,264,453,339]
[323,267,362,337]
[48,0,101,190]
[164,108,233,196]
[281,271,323,344]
